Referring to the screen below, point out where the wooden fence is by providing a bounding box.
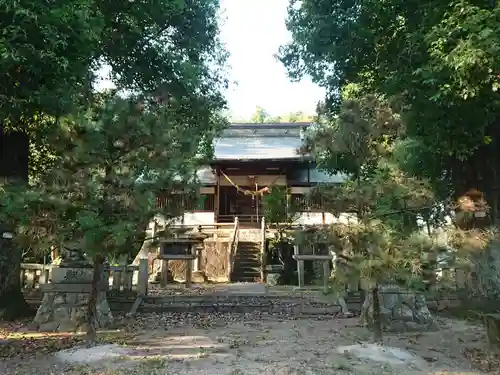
[20,263,139,293]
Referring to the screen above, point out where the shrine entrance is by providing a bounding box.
[214,165,287,226]
[218,186,263,225]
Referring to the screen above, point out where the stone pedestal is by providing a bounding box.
[361,284,438,333]
[32,266,113,332]
[265,264,284,286]
[192,271,208,283]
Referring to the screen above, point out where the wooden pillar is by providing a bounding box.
[215,167,220,222]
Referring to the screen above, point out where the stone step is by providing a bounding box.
[232,266,261,271]
[233,262,260,267]
[234,253,260,258]
[234,253,259,257]
[231,278,260,283]
[235,250,260,254]
[233,272,260,276]
[140,303,343,315]
[142,295,300,303]
[142,293,364,305]
[235,253,260,258]
[232,270,260,273]
[138,297,363,315]
[231,271,261,276]
[233,258,261,264]
[232,275,261,281]
[236,246,260,251]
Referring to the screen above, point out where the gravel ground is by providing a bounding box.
[0,312,490,375]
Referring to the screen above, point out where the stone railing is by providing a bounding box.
[20,263,139,293]
[20,263,50,290]
[106,265,139,292]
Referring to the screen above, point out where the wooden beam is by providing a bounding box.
[215,167,220,221]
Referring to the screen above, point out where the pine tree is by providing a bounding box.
[0,92,226,337]
[303,88,493,341]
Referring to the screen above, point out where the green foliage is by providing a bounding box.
[262,186,299,227]
[261,186,299,270]
[0,0,103,121]
[1,94,223,260]
[279,0,500,216]
[295,77,495,319]
[2,0,228,120]
[303,89,404,176]
[0,0,228,321]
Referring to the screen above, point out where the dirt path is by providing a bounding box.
[0,313,490,375]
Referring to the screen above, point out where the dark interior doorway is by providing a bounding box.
[218,186,263,225]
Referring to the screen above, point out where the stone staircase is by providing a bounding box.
[231,242,261,282]
[139,295,351,316]
[237,228,261,242]
[231,229,262,282]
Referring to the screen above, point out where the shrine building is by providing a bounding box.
[163,122,347,227]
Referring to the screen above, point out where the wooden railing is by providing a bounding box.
[227,217,239,280]
[169,223,235,231]
[20,263,142,293]
[218,214,261,225]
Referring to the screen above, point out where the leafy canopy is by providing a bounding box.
[1,93,224,260]
[279,0,500,208]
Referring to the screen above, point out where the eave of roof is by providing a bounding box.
[209,156,310,164]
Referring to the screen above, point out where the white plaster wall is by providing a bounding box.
[146,212,215,235]
[171,211,215,226]
[293,212,357,225]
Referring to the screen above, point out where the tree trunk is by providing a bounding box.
[86,254,105,343]
[372,284,383,343]
[0,235,33,320]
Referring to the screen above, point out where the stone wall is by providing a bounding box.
[200,240,230,282]
[361,284,438,333]
[33,290,112,332]
[169,259,187,281]
[472,241,500,299]
[163,240,230,282]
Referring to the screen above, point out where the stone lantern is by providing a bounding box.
[158,231,208,287]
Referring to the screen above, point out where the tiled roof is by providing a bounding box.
[213,122,309,160]
[203,122,346,184]
[213,136,303,160]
